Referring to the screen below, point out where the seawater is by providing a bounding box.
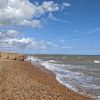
[26,55,100,100]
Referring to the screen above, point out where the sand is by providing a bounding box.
[0,59,92,100]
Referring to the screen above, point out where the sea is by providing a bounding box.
[26,55,100,100]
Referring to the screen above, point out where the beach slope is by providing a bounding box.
[0,59,92,100]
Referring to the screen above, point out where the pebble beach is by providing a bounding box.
[0,59,92,100]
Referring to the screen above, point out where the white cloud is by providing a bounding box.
[5,38,57,50]
[0,30,20,39]
[0,29,74,52]
[7,38,35,49]
[0,0,70,27]
[41,1,59,12]
[18,19,42,28]
[61,2,71,10]
[47,41,58,47]
[0,30,58,51]
[0,0,34,25]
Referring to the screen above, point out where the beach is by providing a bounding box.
[0,59,92,100]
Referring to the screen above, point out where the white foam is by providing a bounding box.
[48,60,57,63]
[41,62,61,71]
[78,57,82,59]
[41,61,100,99]
[25,56,41,63]
[94,60,100,64]
[56,75,78,92]
[96,96,100,100]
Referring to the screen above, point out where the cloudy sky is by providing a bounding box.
[0,0,100,54]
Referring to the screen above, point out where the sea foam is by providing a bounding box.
[94,60,100,64]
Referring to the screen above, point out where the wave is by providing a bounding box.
[25,56,41,63]
[26,56,100,100]
[41,61,100,99]
[94,60,100,64]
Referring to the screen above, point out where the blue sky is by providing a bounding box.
[0,0,100,55]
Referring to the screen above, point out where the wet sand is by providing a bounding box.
[0,59,92,100]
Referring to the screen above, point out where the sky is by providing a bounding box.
[0,0,100,55]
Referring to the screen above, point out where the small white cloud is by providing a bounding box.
[41,1,59,12]
[60,40,65,43]
[61,2,71,10]
[0,30,20,39]
[86,28,100,34]
[47,41,58,47]
[48,13,70,23]
[75,28,100,36]
[71,39,80,41]
[62,46,72,49]
[18,19,42,28]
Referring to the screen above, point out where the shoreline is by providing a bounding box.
[0,59,93,100]
[29,61,94,99]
